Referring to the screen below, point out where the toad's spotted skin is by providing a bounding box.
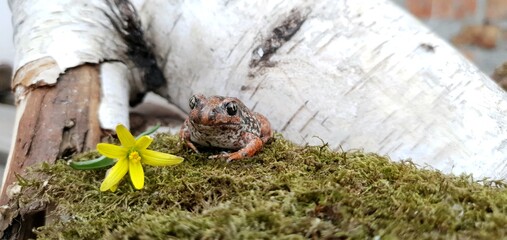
[179,94,272,161]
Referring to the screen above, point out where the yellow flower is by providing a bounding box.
[97,124,183,192]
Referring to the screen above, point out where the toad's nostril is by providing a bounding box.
[208,109,217,122]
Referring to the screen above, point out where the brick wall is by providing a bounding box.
[392,0,507,76]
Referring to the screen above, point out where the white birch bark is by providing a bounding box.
[137,0,507,180]
[9,0,133,129]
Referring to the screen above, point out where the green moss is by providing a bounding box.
[15,134,507,239]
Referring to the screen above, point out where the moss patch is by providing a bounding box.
[15,134,507,239]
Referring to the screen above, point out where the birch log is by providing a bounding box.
[1,0,166,237]
[136,0,507,180]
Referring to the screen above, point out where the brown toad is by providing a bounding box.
[179,94,272,161]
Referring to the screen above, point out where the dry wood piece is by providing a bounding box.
[0,65,102,239]
[2,65,101,204]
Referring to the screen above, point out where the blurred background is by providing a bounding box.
[392,0,507,76]
[1,0,507,185]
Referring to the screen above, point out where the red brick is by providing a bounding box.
[452,0,476,19]
[487,0,507,20]
[406,0,432,19]
[432,0,476,19]
[431,1,453,18]
[406,0,476,20]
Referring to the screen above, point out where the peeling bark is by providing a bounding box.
[9,0,166,125]
[3,65,101,199]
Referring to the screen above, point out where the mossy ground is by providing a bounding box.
[15,134,507,239]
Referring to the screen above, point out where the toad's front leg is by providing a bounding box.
[209,133,264,162]
[179,119,199,153]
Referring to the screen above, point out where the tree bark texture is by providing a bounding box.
[1,65,101,203]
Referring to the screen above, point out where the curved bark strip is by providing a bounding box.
[9,0,166,127]
[141,0,507,180]
[10,0,123,78]
[99,62,131,130]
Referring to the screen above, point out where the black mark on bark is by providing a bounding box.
[250,9,308,68]
[419,43,436,52]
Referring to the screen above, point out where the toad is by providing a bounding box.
[179,94,272,161]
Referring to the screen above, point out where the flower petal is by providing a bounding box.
[129,160,144,190]
[135,136,153,150]
[100,158,128,192]
[116,124,136,147]
[109,183,119,192]
[97,143,128,159]
[141,149,184,166]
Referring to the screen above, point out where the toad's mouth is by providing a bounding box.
[190,121,239,128]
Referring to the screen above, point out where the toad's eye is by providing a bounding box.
[225,102,237,116]
[189,95,200,109]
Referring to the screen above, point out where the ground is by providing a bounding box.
[11,133,507,239]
